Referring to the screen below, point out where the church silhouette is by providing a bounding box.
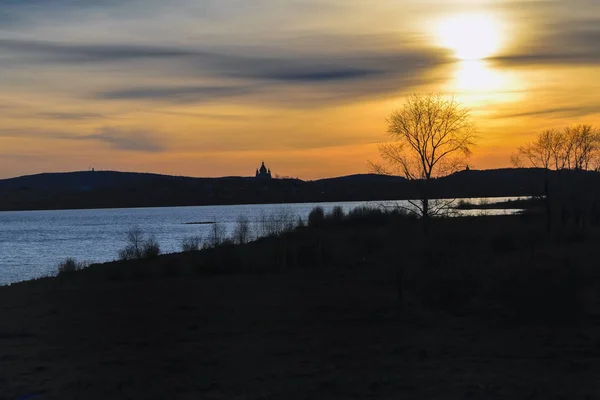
[255,162,272,179]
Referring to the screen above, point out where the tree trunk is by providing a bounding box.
[422,196,430,236]
[544,170,551,232]
[421,180,430,236]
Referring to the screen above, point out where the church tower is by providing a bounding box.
[255,161,272,179]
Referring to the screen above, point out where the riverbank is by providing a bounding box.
[2,212,600,398]
[454,196,543,211]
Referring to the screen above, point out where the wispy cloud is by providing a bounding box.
[38,112,105,121]
[493,19,600,67]
[80,127,165,153]
[0,39,198,62]
[495,106,600,120]
[95,85,257,103]
[0,127,165,153]
[1,36,447,107]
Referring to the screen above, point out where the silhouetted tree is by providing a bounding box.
[513,125,600,229]
[370,93,477,232]
[568,125,599,171]
[512,129,562,230]
[514,129,557,170]
[514,126,600,171]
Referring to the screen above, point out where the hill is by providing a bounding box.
[0,168,554,211]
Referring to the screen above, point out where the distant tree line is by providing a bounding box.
[512,125,600,171]
[512,125,600,230]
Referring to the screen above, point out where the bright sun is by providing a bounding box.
[436,13,502,60]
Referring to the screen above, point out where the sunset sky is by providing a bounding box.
[1,0,599,179]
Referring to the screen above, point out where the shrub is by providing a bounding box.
[142,237,161,259]
[118,227,144,260]
[345,206,395,226]
[182,236,202,252]
[308,207,325,228]
[278,207,298,233]
[118,227,161,260]
[232,215,252,244]
[259,208,297,237]
[206,222,226,248]
[327,206,345,223]
[57,257,87,276]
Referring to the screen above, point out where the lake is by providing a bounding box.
[0,198,524,286]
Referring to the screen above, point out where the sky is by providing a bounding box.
[1,0,599,180]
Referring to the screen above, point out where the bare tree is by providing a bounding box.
[510,153,524,168]
[568,125,599,171]
[118,227,161,260]
[513,129,562,231]
[370,93,477,228]
[206,222,226,248]
[516,126,600,171]
[549,130,568,170]
[516,129,557,169]
[514,125,600,230]
[232,215,252,245]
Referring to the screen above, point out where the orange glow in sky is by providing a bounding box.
[1,1,599,179]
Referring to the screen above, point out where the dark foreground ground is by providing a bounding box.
[3,212,600,399]
[2,268,600,399]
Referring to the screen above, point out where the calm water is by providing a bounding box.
[0,198,523,286]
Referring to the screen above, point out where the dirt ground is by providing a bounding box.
[1,267,600,399]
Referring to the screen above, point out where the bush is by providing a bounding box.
[345,206,399,226]
[327,206,345,223]
[142,237,161,259]
[182,236,202,252]
[232,215,252,244]
[206,222,226,248]
[259,208,297,237]
[118,227,144,260]
[57,257,87,276]
[118,227,161,260]
[307,207,325,228]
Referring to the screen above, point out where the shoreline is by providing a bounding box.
[0,195,533,214]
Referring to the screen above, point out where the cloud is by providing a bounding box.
[0,39,199,63]
[247,68,379,83]
[0,126,165,152]
[81,127,165,152]
[492,20,600,67]
[38,112,104,120]
[0,36,448,108]
[496,106,600,120]
[96,85,257,102]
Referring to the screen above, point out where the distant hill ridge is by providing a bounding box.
[0,168,568,211]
